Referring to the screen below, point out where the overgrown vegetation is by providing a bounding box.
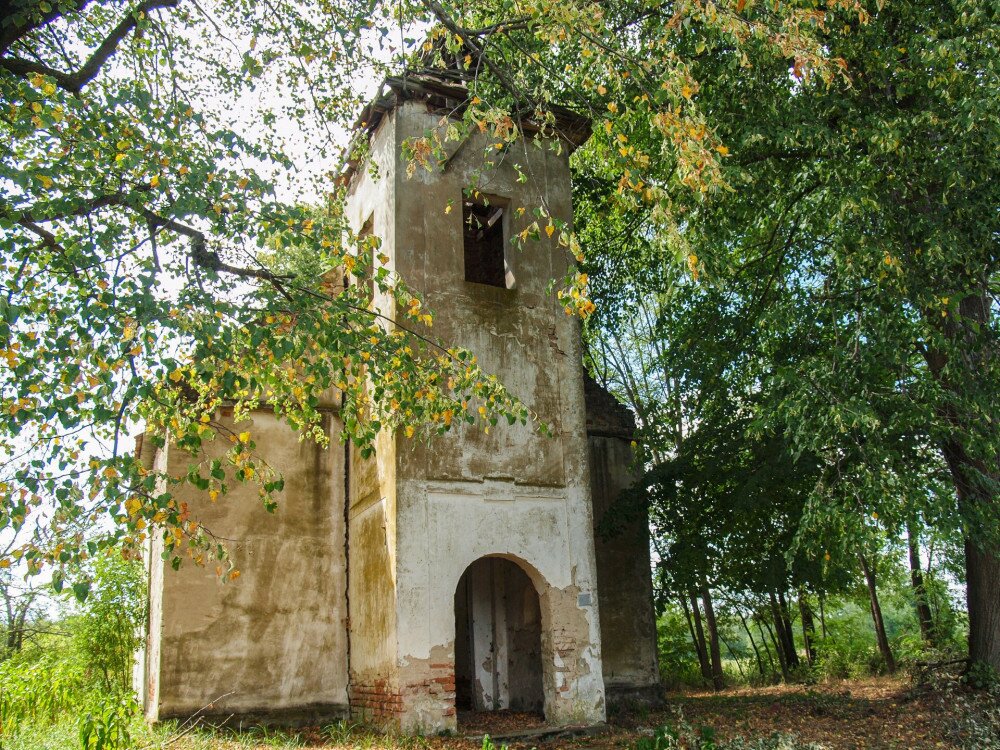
[652,546,968,690]
[0,551,144,745]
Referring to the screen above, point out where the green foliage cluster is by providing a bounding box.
[575,0,998,673]
[1,0,534,591]
[0,552,145,747]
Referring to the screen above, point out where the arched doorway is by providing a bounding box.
[454,557,544,715]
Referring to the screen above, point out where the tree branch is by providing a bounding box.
[0,0,180,94]
[0,0,94,54]
[137,208,291,283]
[421,0,527,107]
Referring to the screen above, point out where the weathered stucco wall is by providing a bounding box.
[588,436,661,702]
[585,377,662,704]
[144,410,349,724]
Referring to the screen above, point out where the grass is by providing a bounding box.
[3,676,992,750]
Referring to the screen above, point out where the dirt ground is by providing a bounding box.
[436,677,960,750]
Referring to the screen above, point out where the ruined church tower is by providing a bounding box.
[140,74,659,734]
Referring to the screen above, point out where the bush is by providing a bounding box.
[79,694,138,750]
[657,610,708,690]
[0,643,89,728]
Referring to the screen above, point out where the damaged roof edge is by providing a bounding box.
[337,73,592,189]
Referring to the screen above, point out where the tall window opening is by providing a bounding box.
[463,197,512,288]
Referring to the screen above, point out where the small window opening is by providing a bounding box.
[463,198,511,288]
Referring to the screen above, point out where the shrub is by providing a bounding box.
[813,626,878,680]
[78,694,138,750]
[657,611,708,690]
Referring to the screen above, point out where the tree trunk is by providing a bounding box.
[859,552,896,673]
[937,431,1000,672]
[701,583,725,690]
[755,617,777,676]
[907,522,936,644]
[777,590,800,669]
[965,538,1000,671]
[798,589,817,666]
[819,591,828,638]
[922,291,1000,672]
[766,595,790,680]
[687,591,712,685]
[738,608,766,678]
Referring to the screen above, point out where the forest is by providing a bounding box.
[1,0,998,747]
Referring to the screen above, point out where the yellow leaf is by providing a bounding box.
[545,224,555,238]
[168,369,183,383]
[682,85,692,99]
[149,174,160,187]
[597,84,607,95]
[239,431,251,443]
[715,144,729,155]
[36,175,53,189]
[405,425,415,438]
[178,165,190,175]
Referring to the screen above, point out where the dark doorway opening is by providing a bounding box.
[454,557,543,717]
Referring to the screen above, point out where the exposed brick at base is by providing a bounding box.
[349,680,403,724]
